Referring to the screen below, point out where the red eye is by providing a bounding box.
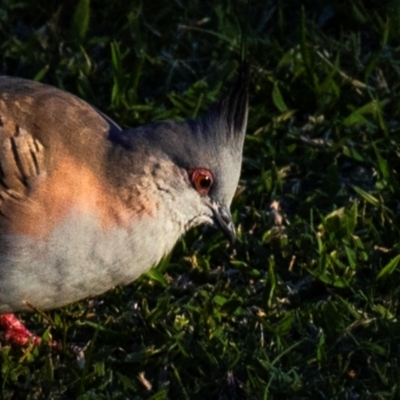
[190,169,214,196]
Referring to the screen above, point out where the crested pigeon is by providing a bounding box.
[0,67,248,345]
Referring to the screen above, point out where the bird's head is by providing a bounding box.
[113,66,248,242]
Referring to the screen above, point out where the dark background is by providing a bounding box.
[1,0,400,398]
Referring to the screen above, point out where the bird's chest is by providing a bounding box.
[0,210,182,312]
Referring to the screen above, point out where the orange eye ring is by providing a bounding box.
[190,169,214,196]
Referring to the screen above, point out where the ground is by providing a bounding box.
[1,0,400,398]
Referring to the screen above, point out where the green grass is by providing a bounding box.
[1,0,400,398]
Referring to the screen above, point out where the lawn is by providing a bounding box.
[1,0,400,398]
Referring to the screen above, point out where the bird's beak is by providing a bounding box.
[210,202,236,243]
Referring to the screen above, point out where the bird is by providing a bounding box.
[0,66,248,346]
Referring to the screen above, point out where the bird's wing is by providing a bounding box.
[0,76,119,237]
